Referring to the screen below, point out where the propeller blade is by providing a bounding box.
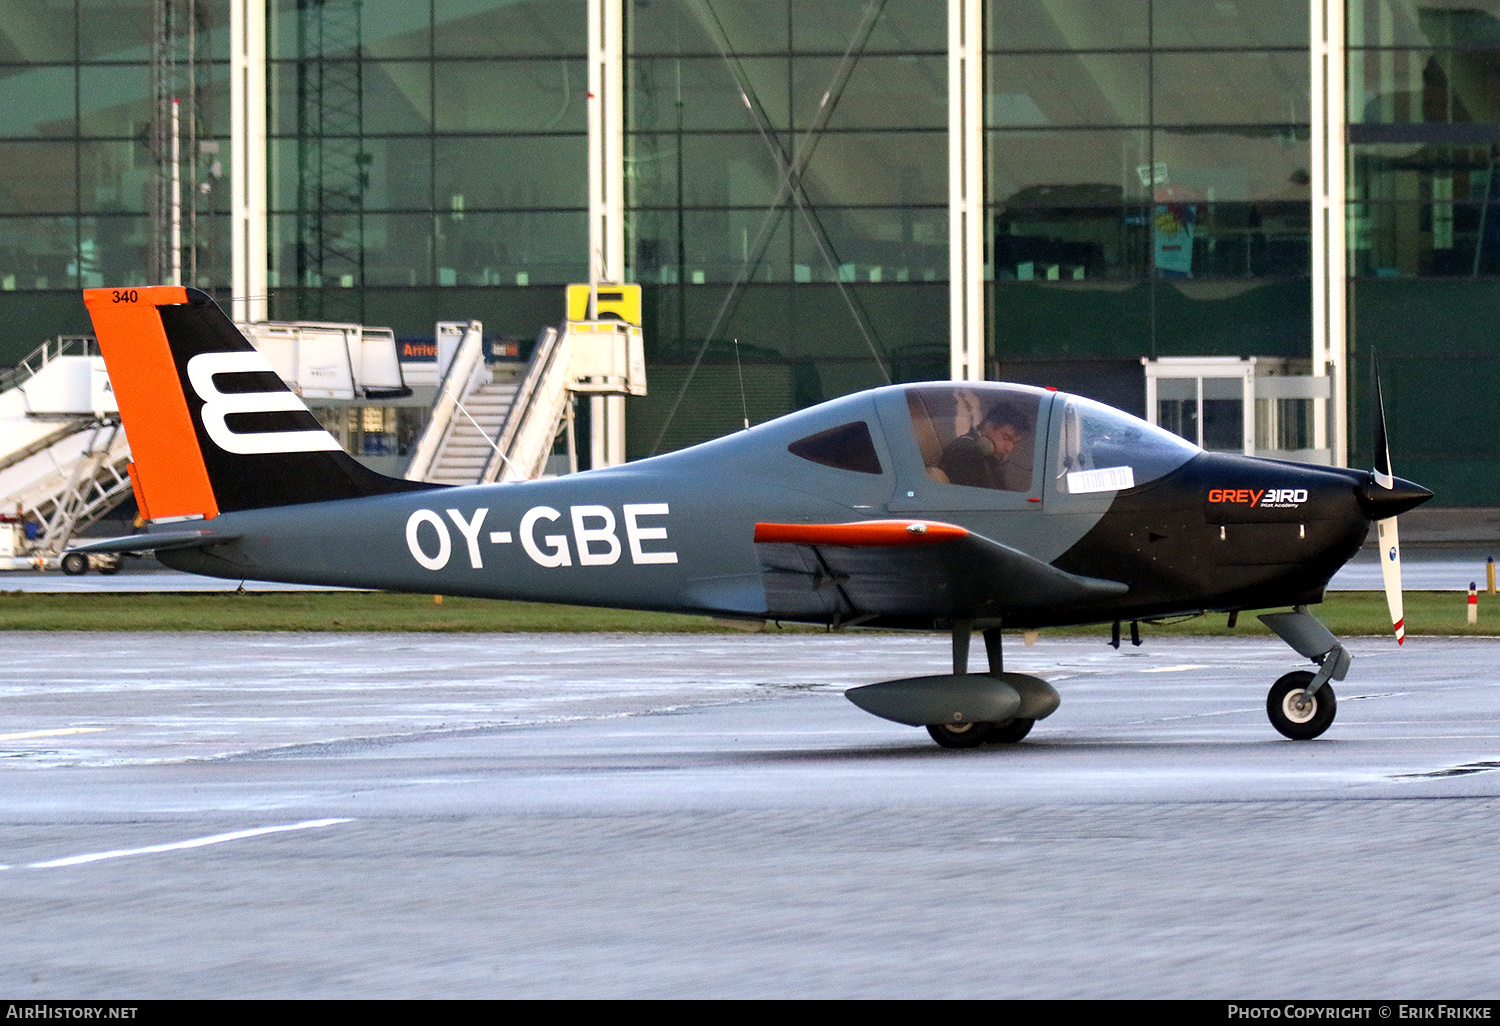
[1371,355,1405,644]
[1372,355,1393,489]
[1377,516,1405,644]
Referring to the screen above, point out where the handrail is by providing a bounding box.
[0,418,91,476]
[2,417,133,557]
[0,336,97,394]
[29,421,132,555]
[403,321,486,482]
[484,327,566,483]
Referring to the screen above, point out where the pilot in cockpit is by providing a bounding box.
[938,401,1034,491]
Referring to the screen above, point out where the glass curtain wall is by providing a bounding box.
[266,0,587,335]
[624,0,948,457]
[986,0,1311,414]
[1347,0,1500,503]
[0,0,230,365]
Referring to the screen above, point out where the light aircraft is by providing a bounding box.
[72,286,1432,748]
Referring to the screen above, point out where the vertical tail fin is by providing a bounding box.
[84,286,435,520]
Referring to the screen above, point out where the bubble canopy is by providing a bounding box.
[892,383,1201,498]
[1052,392,1201,494]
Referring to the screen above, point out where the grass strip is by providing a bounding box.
[1,589,1498,637]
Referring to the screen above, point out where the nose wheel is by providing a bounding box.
[1267,671,1337,740]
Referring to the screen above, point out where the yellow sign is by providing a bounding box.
[567,283,642,326]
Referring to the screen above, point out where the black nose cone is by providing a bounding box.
[1357,474,1434,520]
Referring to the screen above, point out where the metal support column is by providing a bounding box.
[231,0,268,323]
[589,0,627,469]
[1311,0,1347,466]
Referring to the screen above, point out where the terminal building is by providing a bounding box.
[0,1,1493,505]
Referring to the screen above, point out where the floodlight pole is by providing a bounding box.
[231,0,268,323]
[171,97,182,288]
[588,0,626,468]
[1311,0,1348,467]
[948,0,984,383]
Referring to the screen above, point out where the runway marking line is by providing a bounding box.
[21,818,354,869]
[1137,664,1209,673]
[0,727,107,741]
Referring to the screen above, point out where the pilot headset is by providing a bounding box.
[973,403,1030,458]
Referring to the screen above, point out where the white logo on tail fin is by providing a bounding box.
[186,352,342,455]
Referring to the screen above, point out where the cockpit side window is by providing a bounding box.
[904,385,1040,492]
[787,421,883,475]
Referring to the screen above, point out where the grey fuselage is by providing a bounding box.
[157,384,1381,631]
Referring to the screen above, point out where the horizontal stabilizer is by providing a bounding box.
[66,529,241,555]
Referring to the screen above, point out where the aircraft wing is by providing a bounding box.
[753,519,1127,623]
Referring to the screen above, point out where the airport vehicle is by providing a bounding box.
[71,286,1431,747]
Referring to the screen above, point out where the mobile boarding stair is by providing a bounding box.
[0,336,132,573]
[404,318,645,485]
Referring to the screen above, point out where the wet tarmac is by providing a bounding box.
[1,631,1498,997]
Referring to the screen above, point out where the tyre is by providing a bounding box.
[926,721,992,749]
[60,552,88,576]
[1267,671,1337,740]
[96,557,122,576]
[985,718,1035,744]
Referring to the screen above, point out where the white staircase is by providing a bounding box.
[485,326,571,483]
[403,314,649,487]
[18,421,133,555]
[0,337,133,565]
[404,321,573,486]
[425,375,522,485]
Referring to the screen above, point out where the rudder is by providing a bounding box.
[85,285,435,519]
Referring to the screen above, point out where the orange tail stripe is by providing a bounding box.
[753,520,969,546]
[124,461,150,523]
[84,287,218,521]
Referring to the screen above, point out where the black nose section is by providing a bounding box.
[1357,474,1434,520]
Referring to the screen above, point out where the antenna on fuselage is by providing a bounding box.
[734,337,750,430]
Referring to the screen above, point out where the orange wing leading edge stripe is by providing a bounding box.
[753,520,969,546]
[84,286,219,521]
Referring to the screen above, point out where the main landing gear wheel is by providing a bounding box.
[985,718,1035,744]
[926,721,993,749]
[1267,671,1337,740]
[60,552,88,576]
